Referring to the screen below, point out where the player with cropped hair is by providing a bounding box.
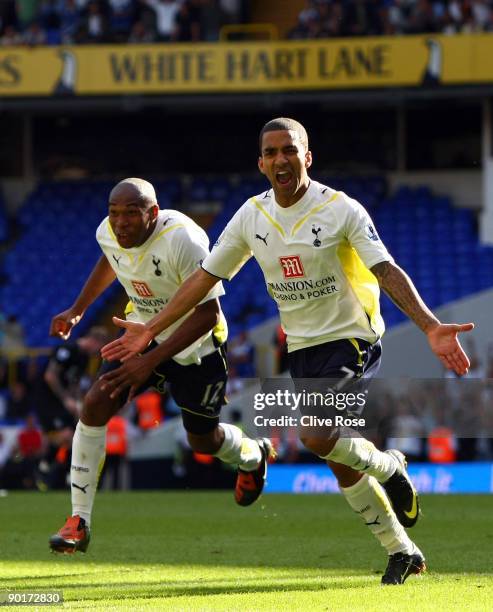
[100,120,474,584]
[48,178,274,554]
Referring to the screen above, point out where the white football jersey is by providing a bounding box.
[97,209,226,365]
[202,181,393,352]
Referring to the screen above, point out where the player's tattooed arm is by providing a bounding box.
[371,260,474,375]
[370,260,440,333]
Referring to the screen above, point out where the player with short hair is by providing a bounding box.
[48,178,274,555]
[101,120,474,584]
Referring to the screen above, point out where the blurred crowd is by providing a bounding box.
[2,0,492,47]
[0,0,247,46]
[0,326,181,490]
[268,375,493,464]
[289,0,493,38]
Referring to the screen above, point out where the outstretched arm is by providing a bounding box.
[50,255,117,339]
[100,268,220,361]
[100,299,220,399]
[146,268,219,338]
[371,260,474,375]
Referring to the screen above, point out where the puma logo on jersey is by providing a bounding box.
[112,254,122,267]
[255,232,269,246]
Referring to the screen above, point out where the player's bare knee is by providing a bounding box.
[186,428,222,454]
[81,384,119,427]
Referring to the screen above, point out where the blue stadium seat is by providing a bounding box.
[210,178,232,201]
[46,28,62,45]
[3,181,121,346]
[189,178,210,202]
[155,178,182,205]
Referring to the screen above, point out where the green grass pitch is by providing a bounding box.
[0,491,492,610]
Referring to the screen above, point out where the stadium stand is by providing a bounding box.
[2,175,492,347]
[0,0,247,45]
[289,0,493,38]
[374,185,493,325]
[2,0,492,46]
[0,181,119,347]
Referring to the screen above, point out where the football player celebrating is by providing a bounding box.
[101,120,474,584]
[48,178,274,555]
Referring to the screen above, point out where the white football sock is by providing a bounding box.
[341,474,416,555]
[214,423,262,471]
[323,436,396,483]
[71,421,107,527]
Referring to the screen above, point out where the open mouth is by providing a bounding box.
[117,233,131,245]
[276,171,293,186]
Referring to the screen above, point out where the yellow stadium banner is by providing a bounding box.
[1,34,492,97]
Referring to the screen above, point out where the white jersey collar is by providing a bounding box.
[272,180,316,215]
